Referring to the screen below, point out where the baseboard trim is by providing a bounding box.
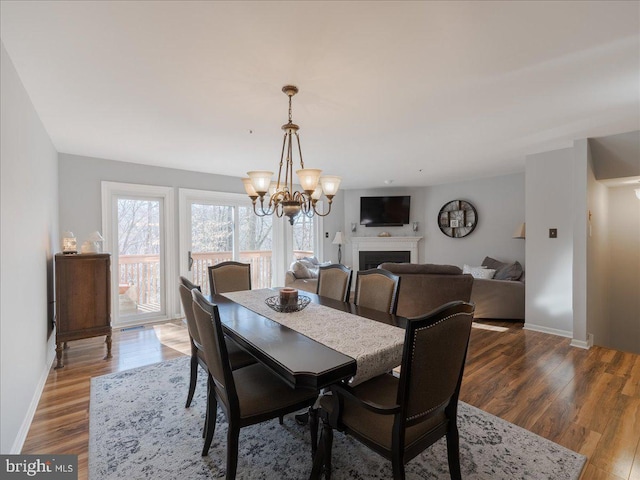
[10,345,56,453]
[570,333,594,350]
[523,323,573,339]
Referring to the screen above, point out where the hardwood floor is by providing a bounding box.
[22,319,640,480]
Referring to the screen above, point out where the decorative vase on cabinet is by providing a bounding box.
[54,253,112,368]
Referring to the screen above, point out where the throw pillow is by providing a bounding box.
[462,264,496,279]
[494,261,524,281]
[481,256,507,272]
[482,256,523,281]
[302,256,320,265]
[290,261,311,279]
[473,268,497,279]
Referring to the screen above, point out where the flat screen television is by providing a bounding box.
[360,196,411,227]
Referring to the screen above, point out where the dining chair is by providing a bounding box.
[208,261,251,295]
[191,290,318,477]
[316,264,353,302]
[310,301,475,480]
[178,277,256,410]
[353,268,401,314]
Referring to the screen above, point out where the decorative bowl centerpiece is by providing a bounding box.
[266,289,311,313]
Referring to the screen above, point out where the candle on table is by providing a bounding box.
[279,287,298,307]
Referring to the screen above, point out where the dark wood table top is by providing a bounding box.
[212,290,406,390]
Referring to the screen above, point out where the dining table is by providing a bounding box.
[211,288,408,391]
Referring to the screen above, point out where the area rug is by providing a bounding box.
[89,357,586,479]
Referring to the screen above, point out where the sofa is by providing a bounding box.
[381,260,525,321]
[287,256,525,321]
[284,257,323,293]
[465,256,525,320]
[469,277,524,320]
[379,263,474,318]
[285,271,318,293]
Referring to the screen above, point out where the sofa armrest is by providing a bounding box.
[285,271,297,284]
[470,278,524,320]
[285,271,318,293]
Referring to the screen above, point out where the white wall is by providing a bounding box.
[590,131,640,180]
[340,174,525,270]
[586,151,610,347]
[572,140,589,345]
[422,173,525,268]
[1,43,58,453]
[58,154,345,289]
[525,147,574,337]
[341,187,426,266]
[607,185,640,353]
[59,153,249,243]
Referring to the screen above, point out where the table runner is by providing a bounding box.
[222,289,405,385]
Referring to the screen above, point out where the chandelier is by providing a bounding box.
[242,85,341,225]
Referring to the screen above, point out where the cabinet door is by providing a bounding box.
[56,254,110,334]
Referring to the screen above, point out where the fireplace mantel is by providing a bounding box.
[350,236,422,272]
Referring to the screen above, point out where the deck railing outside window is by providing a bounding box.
[118,250,313,304]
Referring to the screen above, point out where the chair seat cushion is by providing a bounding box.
[234,363,317,419]
[320,374,446,451]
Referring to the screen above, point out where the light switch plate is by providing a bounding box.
[549,228,557,238]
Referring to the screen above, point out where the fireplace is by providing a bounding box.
[350,236,422,272]
[359,251,410,270]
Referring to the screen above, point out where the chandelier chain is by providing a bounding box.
[243,85,341,225]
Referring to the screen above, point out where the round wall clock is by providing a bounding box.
[438,200,478,238]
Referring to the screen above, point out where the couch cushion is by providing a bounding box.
[379,263,462,275]
[482,256,523,281]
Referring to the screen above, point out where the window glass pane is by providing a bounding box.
[190,203,234,295]
[292,214,314,259]
[117,198,161,316]
[238,207,273,289]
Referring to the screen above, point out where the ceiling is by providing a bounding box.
[1,1,638,189]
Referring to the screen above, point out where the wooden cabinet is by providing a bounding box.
[55,253,112,368]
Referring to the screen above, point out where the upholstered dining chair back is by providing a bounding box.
[179,278,202,346]
[353,268,401,314]
[208,261,251,295]
[178,277,206,409]
[191,290,317,478]
[316,264,353,302]
[179,275,200,292]
[191,290,237,412]
[312,301,475,480]
[398,301,474,426]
